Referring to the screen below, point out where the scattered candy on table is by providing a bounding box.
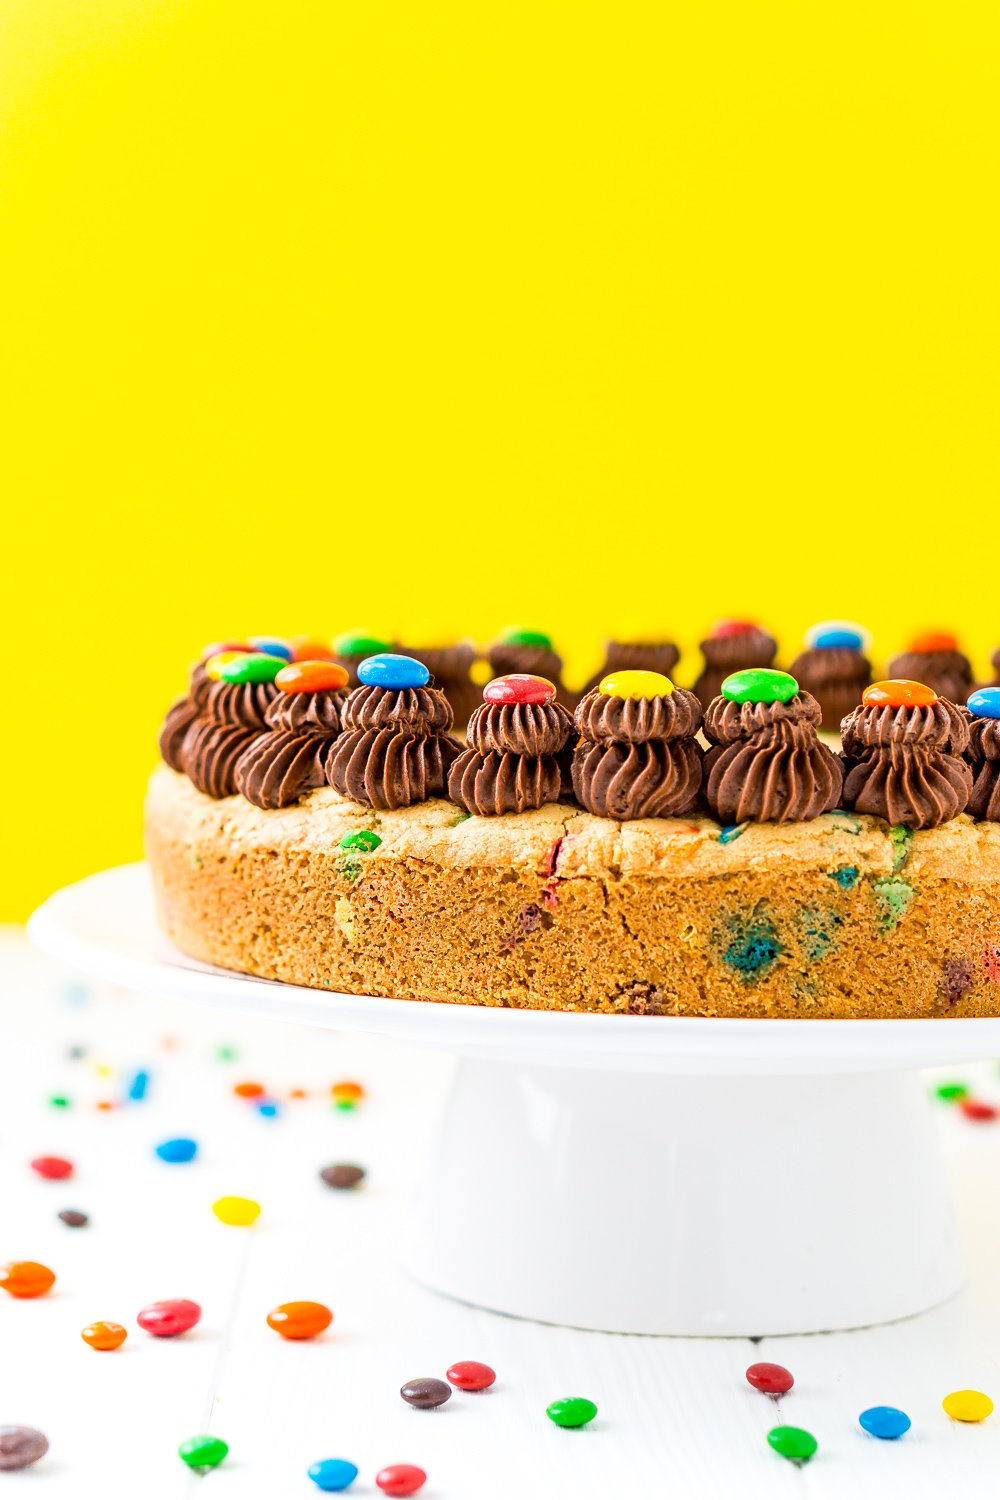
[127,1070,149,1100]
[234,1081,266,1097]
[308,1457,359,1491]
[942,1389,994,1422]
[136,1298,201,1337]
[81,1320,127,1351]
[357,654,430,690]
[400,1377,451,1409]
[766,1425,818,1462]
[859,1405,911,1439]
[0,1427,49,1471]
[212,1195,261,1226]
[155,1137,198,1163]
[0,1260,55,1297]
[58,1208,88,1227]
[746,1361,794,1394]
[30,1154,73,1179]
[375,1464,427,1496]
[320,1163,366,1189]
[267,1301,333,1340]
[936,1082,969,1101]
[332,1081,365,1102]
[446,1361,496,1390]
[546,1397,598,1428]
[178,1435,229,1469]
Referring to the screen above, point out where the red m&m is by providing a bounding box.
[447,1360,496,1390]
[909,631,958,653]
[275,661,350,694]
[483,675,556,706]
[136,1298,201,1337]
[863,679,938,708]
[712,620,760,639]
[747,1361,794,1394]
[376,1465,427,1497]
[30,1156,73,1180]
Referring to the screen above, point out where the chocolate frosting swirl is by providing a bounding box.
[693,628,777,706]
[342,684,454,735]
[840,699,970,755]
[235,731,329,810]
[466,701,574,757]
[487,642,564,683]
[574,686,701,745]
[180,719,258,799]
[448,749,563,815]
[965,716,1000,820]
[841,748,971,828]
[327,728,460,810]
[159,697,200,773]
[202,679,278,730]
[887,650,973,704]
[401,644,482,729]
[582,641,681,694]
[265,689,347,735]
[572,739,703,819]
[704,691,822,745]
[788,647,871,728]
[705,720,843,824]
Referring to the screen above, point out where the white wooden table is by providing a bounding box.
[3,930,1000,1498]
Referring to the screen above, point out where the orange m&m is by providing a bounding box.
[266,1301,334,1339]
[290,637,338,662]
[863,679,938,708]
[331,1081,364,1102]
[909,631,958,653]
[0,1261,55,1298]
[275,661,350,694]
[233,1081,265,1098]
[82,1321,127,1351]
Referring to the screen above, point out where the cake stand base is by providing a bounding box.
[403,1058,964,1336]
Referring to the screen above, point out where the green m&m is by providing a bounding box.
[501,628,553,649]
[178,1435,229,1470]
[766,1425,817,1463]
[546,1397,598,1428]
[721,668,799,705]
[339,830,381,853]
[334,630,392,657]
[218,653,287,685]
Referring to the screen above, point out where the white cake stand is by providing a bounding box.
[28,863,1000,1338]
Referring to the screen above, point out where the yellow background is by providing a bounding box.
[1,1,998,919]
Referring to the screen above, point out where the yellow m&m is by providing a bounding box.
[598,670,674,700]
[212,1196,261,1227]
[942,1389,993,1422]
[205,651,245,681]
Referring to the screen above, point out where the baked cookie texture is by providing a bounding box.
[145,766,1000,1017]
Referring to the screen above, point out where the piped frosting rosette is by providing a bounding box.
[234,661,350,810]
[789,621,871,728]
[887,633,973,706]
[703,669,843,824]
[966,688,1000,820]
[840,679,971,828]
[487,629,575,709]
[326,655,461,810]
[448,675,573,815]
[582,640,681,696]
[174,651,286,799]
[571,671,703,820]
[692,621,778,709]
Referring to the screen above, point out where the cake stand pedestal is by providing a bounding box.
[29,863,998,1337]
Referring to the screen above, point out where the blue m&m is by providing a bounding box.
[308,1458,359,1491]
[859,1406,911,1439]
[805,620,868,652]
[358,654,430,690]
[968,687,1000,720]
[155,1137,198,1163]
[248,636,294,661]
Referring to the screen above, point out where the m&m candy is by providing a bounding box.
[968,687,1000,720]
[546,1396,597,1428]
[400,1378,451,1409]
[0,1261,55,1298]
[248,636,294,660]
[266,1302,333,1340]
[767,1425,817,1462]
[357,654,430,690]
[447,1360,496,1390]
[599,670,674,700]
[155,1138,197,1164]
[712,619,760,638]
[30,1155,73,1180]
[863,679,938,708]
[212,1196,260,1226]
[308,1458,359,1491]
[178,1435,229,1470]
[58,1209,88,1227]
[0,1427,49,1471]
[218,653,288,686]
[722,669,799,705]
[81,1321,127,1351]
[334,631,393,657]
[805,620,868,651]
[276,661,350,694]
[859,1405,911,1439]
[320,1163,365,1189]
[375,1464,427,1497]
[746,1361,794,1394]
[942,1389,994,1422]
[483,674,556,706]
[339,830,381,853]
[233,1081,266,1098]
[136,1298,201,1336]
[332,1081,364,1102]
[205,650,247,681]
[500,628,552,648]
[910,631,959,653]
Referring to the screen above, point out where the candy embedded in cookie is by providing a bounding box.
[888,632,974,705]
[447,675,574,815]
[234,662,350,810]
[692,621,778,709]
[964,687,1000,821]
[571,672,703,820]
[703,670,843,824]
[327,655,461,810]
[840,680,972,828]
[789,621,872,728]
